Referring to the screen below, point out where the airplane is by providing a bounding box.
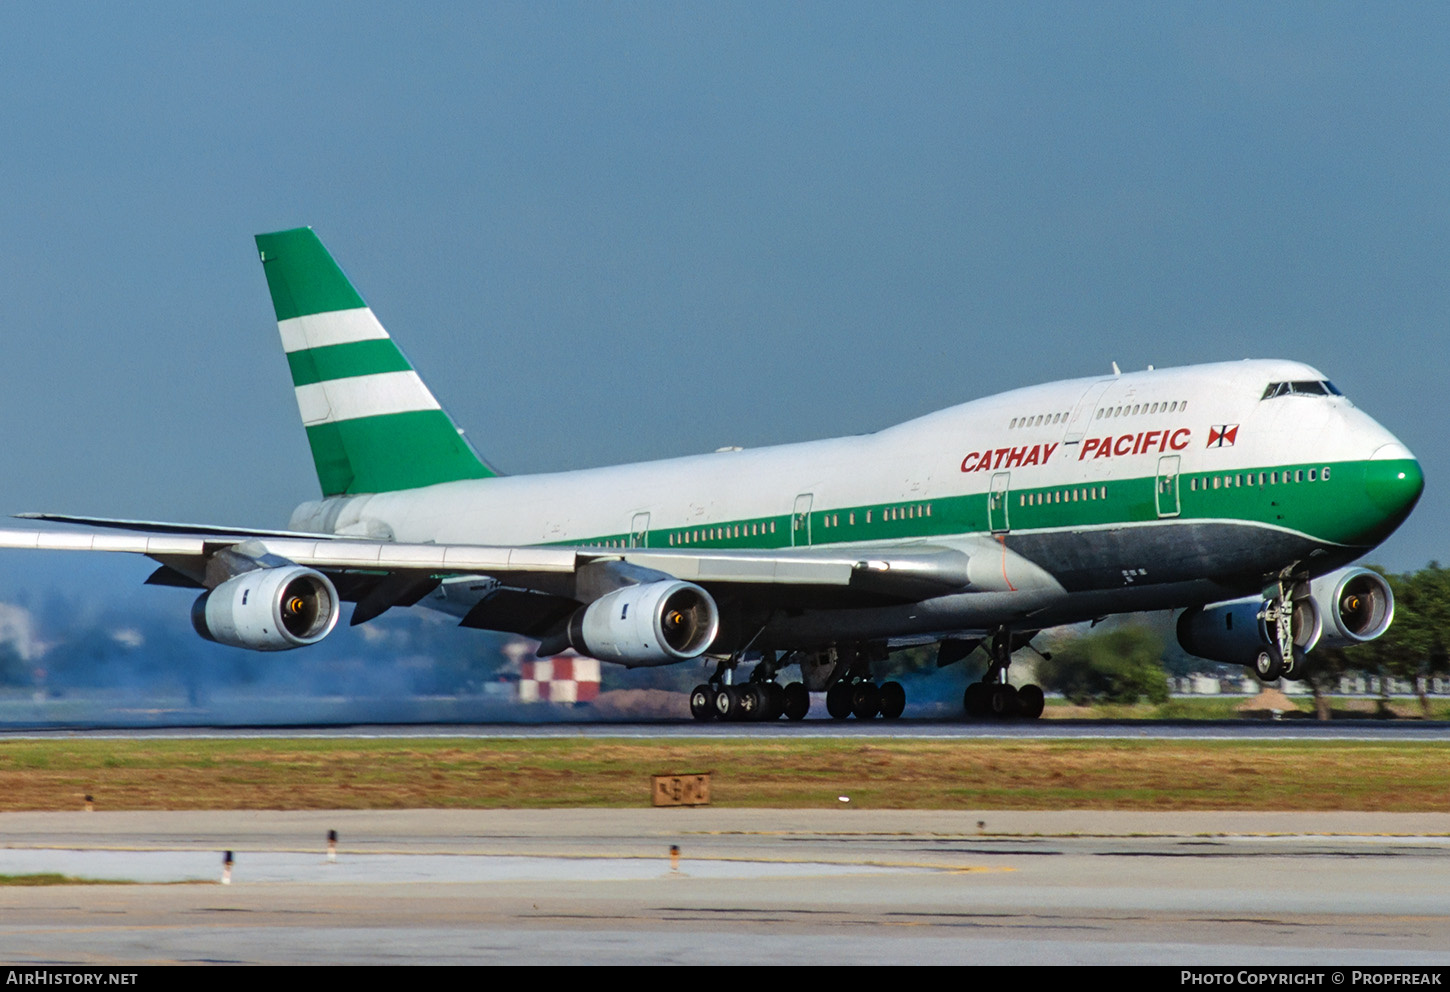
[0,228,1423,721]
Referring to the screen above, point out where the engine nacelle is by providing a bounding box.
[566,580,719,667]
[1177,566,1394,668]
[192,566,340,651]
[1308,566,1394,648]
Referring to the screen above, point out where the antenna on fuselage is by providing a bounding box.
[1111,361,1121,375]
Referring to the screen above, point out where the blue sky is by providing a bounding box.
[0,2,1445,617]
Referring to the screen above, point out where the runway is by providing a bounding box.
[4,717,1450,741]
[3,809,1449,965]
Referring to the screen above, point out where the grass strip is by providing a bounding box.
[1,738,1448,812]
[0,873,131,886]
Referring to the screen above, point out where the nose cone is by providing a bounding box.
[1364,442,1423,534]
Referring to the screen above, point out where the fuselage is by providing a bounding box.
[289,359,1423,649]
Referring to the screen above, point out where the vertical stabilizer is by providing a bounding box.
[254,228,497,496]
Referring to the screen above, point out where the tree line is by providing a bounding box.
[1035,563,1450,715]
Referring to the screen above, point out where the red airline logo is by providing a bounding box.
[1208,424,1239,448]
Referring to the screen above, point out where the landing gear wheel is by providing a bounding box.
[689,684,716,721]
[1254,646,1284,683]
[878,681,906,720]
[850,682,880,720]
[825,681,853,720]
[1016,683,1045,719]
[764,682,786,720]
[1279,647,1307,682]
[963,681,989,718]
[714,685,742,721]
[783,682,810,721]
[989,683,1020,718]
[738,683,765,720]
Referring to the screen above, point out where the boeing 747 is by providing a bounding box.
[0,229,1423,720]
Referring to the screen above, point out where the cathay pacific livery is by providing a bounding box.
[0,229,1423,721]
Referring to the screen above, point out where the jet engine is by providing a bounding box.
[563,580,719,667]
[191,565,340,651]
[1176,566,1394,672]
[1307,566,1395,648]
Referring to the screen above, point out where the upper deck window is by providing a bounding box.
[1261,380,1342,400]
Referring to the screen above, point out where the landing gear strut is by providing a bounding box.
[1255,575,1306,683]
[963,628,1045,720]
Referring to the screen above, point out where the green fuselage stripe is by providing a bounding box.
[561,458,1419,555]
[287,340,414,387]
[307,410,497,496]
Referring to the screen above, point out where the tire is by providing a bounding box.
[850,681,880,720]
[878,681,906,720]
[989,683,1020,718]
[738,683,764,720]
[963,681,989,718]
[1279,646,1307,682]
[1016,683,1045,719]
[689,684,716,721]
[783,682,810,721]
[765,682,786,720]
[825,681,853,720]
[1254,646,1284,683]
[714,685,742,721]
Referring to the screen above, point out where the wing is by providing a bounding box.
[0,523,981,597]
[0,521,1057,660]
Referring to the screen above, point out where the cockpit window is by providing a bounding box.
[1261,380,1342,400]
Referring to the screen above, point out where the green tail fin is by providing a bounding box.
[254,227,497,496]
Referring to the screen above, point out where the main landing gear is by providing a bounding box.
[962,629,1045,720]
[822,643,906,721]
[689,652,812,723]
[688,645,908,722]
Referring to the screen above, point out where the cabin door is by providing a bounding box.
[988,472,1011,533]
[630,512,651,548]
[792,493,813,547]
[1156,456,1181,518]
[1062,379,1115,446]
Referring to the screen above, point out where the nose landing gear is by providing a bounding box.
[1254,576,1307,683]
